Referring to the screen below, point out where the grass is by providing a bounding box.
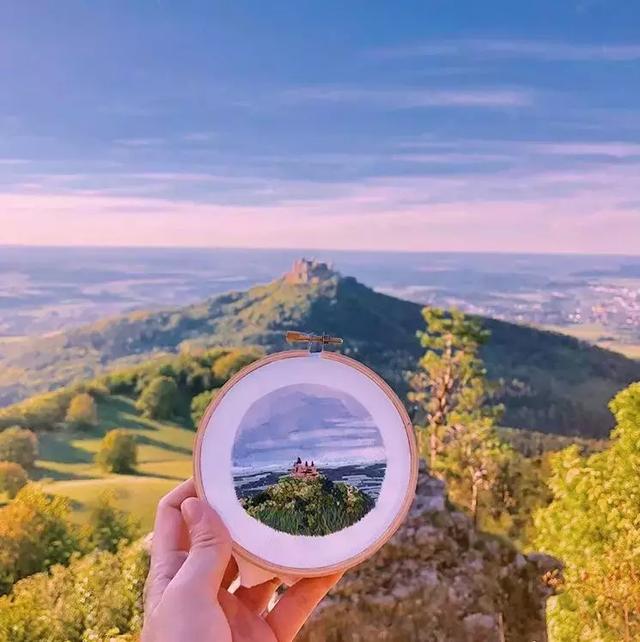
[34,394,194,530]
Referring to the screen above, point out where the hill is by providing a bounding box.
[1,259,639,437]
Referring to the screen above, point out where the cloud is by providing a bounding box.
[371,38,640,62]
[113,137,166,147]
[283,86,533,109]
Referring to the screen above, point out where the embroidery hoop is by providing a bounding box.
[193,340,418,579]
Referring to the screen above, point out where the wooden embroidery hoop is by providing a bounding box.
[193,334,418,578]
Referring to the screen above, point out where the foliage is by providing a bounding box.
[95,429,138,474]
[0,541,148,642]
[0,485,82,595]
[135,376,179,419]
[65,392,98,429]
[0,427,38,469]
[241,475,374,536]
[211,347,263,383]
[85,492,140,553]
[0,462,28,499]
[190,388,218,427]
[534,382,640,641]
[408,308,502,471]
[497,426,607,458]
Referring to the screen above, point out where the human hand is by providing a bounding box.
[142,479,341,642]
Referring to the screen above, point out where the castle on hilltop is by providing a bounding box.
[284,258,336,285]
[290,457,320,480]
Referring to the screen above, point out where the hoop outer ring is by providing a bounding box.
[193,349,418,578]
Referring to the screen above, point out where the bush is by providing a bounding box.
[64,392,98,429]
[190,389,219,427]
[0,462,28,499]
[0,485,82,595]
[135,376,179,419]
[95,430,137,474]
[0,427,38,469]
[86,492,140,553]
[211,347,263,383]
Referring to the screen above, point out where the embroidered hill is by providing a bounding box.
[239,468,375,536]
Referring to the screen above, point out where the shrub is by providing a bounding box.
[0,462,28,499]
[0,427,38,469]
[64,392,98,429]
[0,485,82,595]
[135,376,179,419]
[85,492,140,553]
[190,389,219,427]
[95,430,137,474]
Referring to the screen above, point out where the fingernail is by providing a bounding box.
[182,497,204,526]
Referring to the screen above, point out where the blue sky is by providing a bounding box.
[1,1,639,252]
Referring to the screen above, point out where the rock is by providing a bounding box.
[463,613,498,641]
[297,468,561,642]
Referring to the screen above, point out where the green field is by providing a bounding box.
[543,323,640,360]
[33,395,194,530]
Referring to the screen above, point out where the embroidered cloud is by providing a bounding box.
[232,383,385,468]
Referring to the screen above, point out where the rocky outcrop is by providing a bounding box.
[299,466,561,642]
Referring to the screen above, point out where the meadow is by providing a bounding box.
[32,395,191,529]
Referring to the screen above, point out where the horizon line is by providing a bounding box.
[1,243,639,259]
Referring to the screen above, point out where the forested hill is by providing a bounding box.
[0,261,638,437]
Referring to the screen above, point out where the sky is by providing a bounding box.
[1,1,639,253]
[232,384,385,469]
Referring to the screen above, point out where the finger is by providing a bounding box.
[151,478,195,556]
[170,498,232,594]
[235,578,281,614]
[266,573,342,642]
[145,479,195,616]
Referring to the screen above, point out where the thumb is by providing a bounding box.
[172,497,232,592]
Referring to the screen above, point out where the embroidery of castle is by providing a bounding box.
[290,457,320,480]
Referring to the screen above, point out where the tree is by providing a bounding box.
[407,308,501,471]
[211,347,263,384]
[86,492,140,553]
[190,389,219,427]
[0,485,82,595]
[135,376,179,419]
[0,540,148,642]
[534,382,640,641]
[0,462,28,499]
[95,429,137,474]
[64,393,98,429]
[0,427,38,469]
[439,422,504,527]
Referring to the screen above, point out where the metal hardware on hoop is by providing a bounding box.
[285,330,343,354]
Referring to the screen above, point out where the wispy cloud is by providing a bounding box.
[284,86,533,109]
[0,158,30,165]
[372,38,640,62]
[113,137,166,147]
